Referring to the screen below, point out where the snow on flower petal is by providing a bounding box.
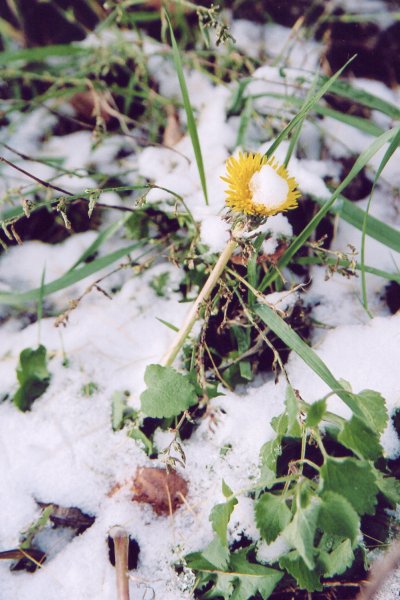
[221,152,300,217]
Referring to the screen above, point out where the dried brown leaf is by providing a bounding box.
[131,467,188,515]
[37,501,95,532]
[69,91,112,123]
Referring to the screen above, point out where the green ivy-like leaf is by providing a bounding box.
[186,549,282,600]
[140,364,197,418]
[318,539,354,578]
[306,398,327,428]
[375,473,400,507]
[259,438,282,486]
[185,551,233,599]
[271,412,288,435]
[338,416,382,460]
[222,480,234,498]
[279,550,323,592]
[282,496,321,569]
[352,389,388,433]
[13,345,50,411]
[318,492,360,546]
[128,428,153,455]
[285,386,302,438]
[210,482,238,546]
[255,493,292,544]
[320,457,378,515]
[202,536,230,570]
[204,573,234,599]
[229,550,283,600]
[338,378,353,392]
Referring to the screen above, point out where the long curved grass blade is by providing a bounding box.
[165,11,208,205]
[265,56,356,158]
[284,72,319,167]
[0,44,87,64]
[236,97,253,148]
[294,256,400,284]
[0,184,183,225]
[312,194,400,253]
[260,126,400,291]
[0,240,147,306]
[360,127,400,312]
[67,215,130,272]
[251,92,384,137]
[327,79,400,120]
[255,304,355,412]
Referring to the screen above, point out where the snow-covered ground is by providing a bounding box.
[0,7,400,599]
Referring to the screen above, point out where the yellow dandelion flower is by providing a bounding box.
[221,152,300,217]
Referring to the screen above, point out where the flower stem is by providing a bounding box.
[161,232,240,367]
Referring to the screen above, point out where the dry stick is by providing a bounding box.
[109,526,130,600]
[161,231,240,367]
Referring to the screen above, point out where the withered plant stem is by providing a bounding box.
[109,526,130,600]
[161,230,241,367]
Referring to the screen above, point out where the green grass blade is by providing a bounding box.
[67,215,130,272]
[255,304,355,412]
[236,97,253,148]
[251,92,384,137]
[0,184,183,226]
[360,127,400,312]
[260,126,400,291]
[327,79,400,120]
[312,194,400,254]
[37,267,46,323]
[37,267,46,344]
[228,77,252,116]
[156,317,179,332]
[265,56,356,158]
[0,241,148,307]
[0,44,87,65]
[316,103,384,137]
[165,11,208,205]
[284,72,319,167]
[294,256,400,284]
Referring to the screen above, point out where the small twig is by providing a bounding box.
[109,526,130,600]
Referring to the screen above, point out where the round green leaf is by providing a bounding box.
[140,364,197,418]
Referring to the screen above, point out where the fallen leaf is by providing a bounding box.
[37,502,95,533]
[131,467,188,515]
[230,242,289,267]
[0,548,46,573]
[69,91,113,123]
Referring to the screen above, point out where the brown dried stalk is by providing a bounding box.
[109,526,130,600]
